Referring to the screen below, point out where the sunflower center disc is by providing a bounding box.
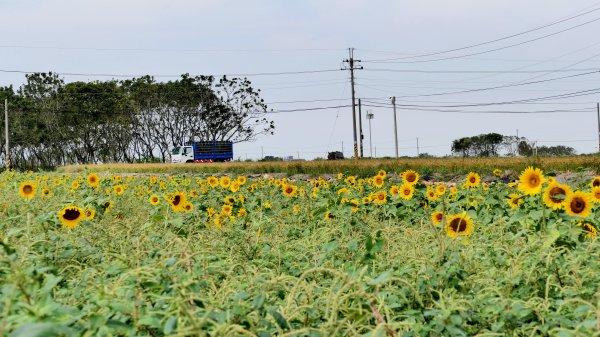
[63,209,81,221]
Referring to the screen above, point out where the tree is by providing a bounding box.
[451,133,504,157]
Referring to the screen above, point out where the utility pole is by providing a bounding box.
[367,110,374,158]
[342,48,362,160]
[261,146,263,160]
[597,103,600,153]
[358,98,364,158]
[4,99,8,170]
[391,96,399,158]
[416,137,420,157]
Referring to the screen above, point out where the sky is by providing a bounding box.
[1,0,600,160]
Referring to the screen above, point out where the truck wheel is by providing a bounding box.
[186,160,194,163]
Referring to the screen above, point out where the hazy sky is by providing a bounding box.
[2,0,600,159]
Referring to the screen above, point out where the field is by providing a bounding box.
[1,167,600,336]
[59,155,600,177]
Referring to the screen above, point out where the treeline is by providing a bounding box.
[0,73,274,169]
[451,133,577,157]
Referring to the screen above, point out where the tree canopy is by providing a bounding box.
[0,73,274,168]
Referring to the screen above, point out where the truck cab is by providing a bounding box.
[171,146,194,163]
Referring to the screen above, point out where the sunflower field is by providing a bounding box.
[1,167,600,336]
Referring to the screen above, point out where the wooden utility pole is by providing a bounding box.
[392,96,399,158]
[358,98,364,158]
[343,48,362,159]
[597,103,600,152]
[4,99,8,170]
[416,137,420,157]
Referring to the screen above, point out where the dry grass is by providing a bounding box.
[57,155,600,176]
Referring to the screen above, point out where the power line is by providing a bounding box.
[361,4,600,62]
[363,16,600,64]
[0,45,344,53]
[358,70,600,98]
[362,68,600,74]
[0,68,342,78]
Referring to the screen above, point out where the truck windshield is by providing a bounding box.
[171,147,181,155]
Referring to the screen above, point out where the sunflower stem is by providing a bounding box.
[540,193,547,232]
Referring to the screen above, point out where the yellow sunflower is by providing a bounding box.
[577,222,598,239]
[564,191,593,217]
[590,186,600,203]
[87,173,100,188]
[71,181,80,190]
[399,184,414,200]
[377,169,386,178]
[113,184,125,195]
[372,190,387,205]
[507,193,524,209]
[230,181,240,193]
[325,211,335,220]
[373,175,385,188]
[401,170,419,185]
[237,176,247,185]
[170,192,187,212]
[590,176,600,189]
[542,182,572,210]
[224,196,236,204]
[389,185,399,196]
[149,195,160,206]
[293,205,301,213]
[445,213,474,238]
[85,208,96,220]
[337,173,343,180]
[282,184,298,197]
[183,202,193,213]
[518,166,546,195]
[19,181,37,199]
[219,176,231,188]
[431,211,444,225]
[493,169,502,177]
[465,172,480,188]
[222,204,233,216]
[207,176,219,188]
[41,188,51,197]
[58,206,85,229]
[435,184,447,196]
[426,188,439,201]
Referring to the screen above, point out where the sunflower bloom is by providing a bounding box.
[373,175,385,188]
[87,173,100,188]
[401,170,419,185]
[219,176,231,188]
[399,184,414,200]
[207,176,219,188]
[590,186,600,203]
[149,195,160,206]
[465,172,480,188]
[543,183,572,210]
[237,176,247,185]
[113,184,125,195]
[493,169,502,177]
[58,206,85,229]
[507,194,524,209]
[282,184,298,197]
[85,208,96,220]
[41,188,51,197]
[431,211,444,225]
[590,176,600,189]
[518,166,546,196]
[230,181,240,193]
[170,192,187,212]
[426,188,439,201]
[445,213,474,238]
[564,191,593,217]
[578,222,598,239]
[19,181,37,199]
[373,191,387,205]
